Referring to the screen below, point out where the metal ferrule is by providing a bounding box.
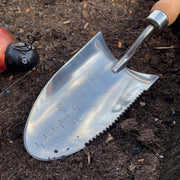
[147,10,168,30]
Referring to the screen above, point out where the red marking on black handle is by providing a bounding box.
[0,27,16,73]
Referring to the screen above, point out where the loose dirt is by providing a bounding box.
[0,0,179,179]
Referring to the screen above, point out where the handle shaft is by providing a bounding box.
[151,0,180,26]
[112,25,155,73]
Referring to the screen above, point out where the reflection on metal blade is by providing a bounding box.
[24,32,158,161]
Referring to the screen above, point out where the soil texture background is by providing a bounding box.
[0,0,179,179]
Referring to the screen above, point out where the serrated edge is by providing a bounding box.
[85,89,146,145]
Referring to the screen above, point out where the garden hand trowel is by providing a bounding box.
[24,0,180,161]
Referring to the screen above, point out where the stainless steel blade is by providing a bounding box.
[24,32,158,161]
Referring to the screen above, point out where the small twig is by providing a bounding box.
[70,48,79,55]
[0,108,8,116]
[87,152,91,165]
[153,45,179,50]
[88,1,96,6]
[0,71,32,97]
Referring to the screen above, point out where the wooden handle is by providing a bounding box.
[151,0,180,26]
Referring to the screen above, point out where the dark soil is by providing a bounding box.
[0,0,179,179]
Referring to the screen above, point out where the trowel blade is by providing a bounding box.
[24,32,158,161]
